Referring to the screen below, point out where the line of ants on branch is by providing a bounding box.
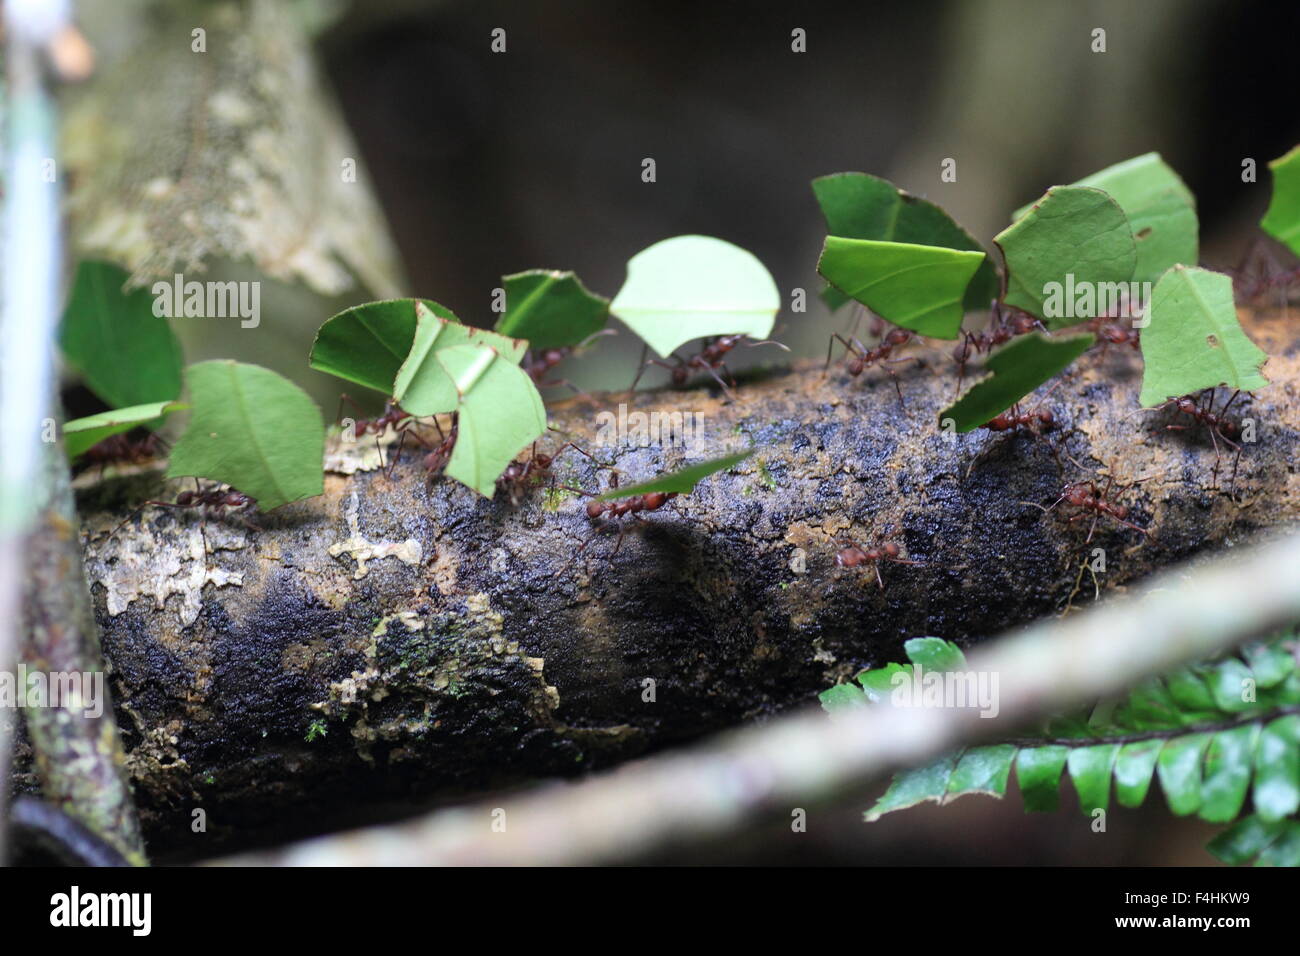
[87,296,1253,579]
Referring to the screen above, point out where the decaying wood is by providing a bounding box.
[12,312,1299,859]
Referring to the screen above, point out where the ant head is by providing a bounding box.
[881,541,901,558]
[1063,483,1092,505]
[1175,397,1198,414]
[642,491,670,509]
[1113,504,1130,519]
[885,328,911,346]
[847,357,865,376]
[542,348,566,364]
[534,453,553,469]
[671,367,689,386]
[176,490,196,506]
[1037,408,1055,427]
[585,500,605,519]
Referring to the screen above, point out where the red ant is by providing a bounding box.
[825,325,923,402]
[335,395,424,472]
[1231,238,1300,305]
[495,440,596,504]
[110,479,259,551]
[524,330,616,392]
[833,528,923,590]
[1153,389,1245,492]
[418,416,458,480]
[77,431,167,479]
[632,334,789,396]
[1027,471,1153,543]
[1085,314,1141,353]
[965,379,1068,478]
[952,302,1045,389]
[556,470,680,573]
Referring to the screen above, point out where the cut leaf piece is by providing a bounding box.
[595,448,755,501]
[938,332,1094,433]
[995,186,1136,329]
[64,401,186,459]
[609,235,779,358]
[166,361,325,510]
[58,260,185,409]
[309,298,461,395]
[394,302,527,416]
[817,238,985,339]
[813,172,999,311]
[494,270,610,350]
[1015,153,1198,285]
[1138,265,1270,407]
[902,637,966,673]
[1260,145,1300,256]
[434,344,547,498]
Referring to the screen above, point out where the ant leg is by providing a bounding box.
[872,561,884,591]
[704,363,737,399]
[629,344,653,391]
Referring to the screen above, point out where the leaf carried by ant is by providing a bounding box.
[394,302,528,416]
[1013,153,1198,287]
[939,332,1094,433]
[1138,265,1270,407]
[1260,145,1300,257]
[609,236,779,358]
[433,344,547,498]
[493,269,610,351]
[595,448,755,501]
[817,238,986,340]
[63,401,187,459]
[995,186,1137,329]
[309,298,461,395]
[58,260,185,409]
[812,172,999,312]
[166,361,325,511]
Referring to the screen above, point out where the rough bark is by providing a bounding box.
[13,311,1299,859]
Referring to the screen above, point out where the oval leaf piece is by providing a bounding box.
[610,235,779,358]
[494,270,610,350]
[309,298,460,395]
[995,186,1136,329]
[166,361,325,510]
[58,260,185,408]
[813,172,999,311]
[435,344,547,498]
[1261,145,1300,257]
[940,332,1094,433]
[63,401,187,459]
[394,301,527,416]
[1138,266,1270,406]
[817,238,985,340]
[596,448,755,500]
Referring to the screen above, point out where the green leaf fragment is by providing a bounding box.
[58,260,185,409]
[818,682,868,713]
[1260,144,1300,256]
[309,298,461,395]
[434,344,547,498]
[817,238,985,340]
[494,269,610,350]
[63,401,186,459]
[610,235,779,358]
[903,637,967,673]
[945,744,1017,802]
[595,448,755,500]
[995,186,1136,329]
[1255,823,1300,866]
[812,172,999,311]
[166,361,325,511]
[864,751,960,822]
[1016,746,1069,813]
[1138,265,1269,407]
[938,331,1094,432]
[857,663,912,704]
[393,302,527,416]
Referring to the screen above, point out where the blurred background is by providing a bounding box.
[59,0,1300,864]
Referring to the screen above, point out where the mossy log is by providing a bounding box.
[13,311,1299,859]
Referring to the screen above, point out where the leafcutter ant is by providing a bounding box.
[77,431,168,480]
[631,334,789,397]
[964,379,1066,479]
[110,478,259,555]
[524,329,617,393]
[1152,388,1246,492]
[555,470,679,574]
[833,527,923,590]
[951,302,1045,389]
[1025,468,1154,543]
[825,324,923,403]
[495,440,597,504]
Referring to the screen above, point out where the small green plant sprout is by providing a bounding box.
[166,360,325,511]
[63,401,187,459]
[392,301,527,416]
[1013,152,1198,286]
[305,719,328,743]
[1260,144,1300,257]
[430,343,547,498]
[817,238,987,340]
[939,332,1094,433]
[594,447,755,501]
[1138,266,1270,408]
[822,633,1300,866]
[58,260,185,408]
[995,186,1137,329]
[609,235,780,359]
[492,269,610,351]
[812,171,999,314]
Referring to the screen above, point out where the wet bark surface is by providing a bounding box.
[12,312,1299,860]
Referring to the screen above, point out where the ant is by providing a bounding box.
[495,440,596,504]
[524,330,616,392]
[1231,238,1300,305]
[965,380,1067,479]
[825,324,922,402]
[555,470,680,574]
[418,416,458,481]
[1026,470,1153,543]
[110,479,259,552]
[632,334,789,396]
[77,431,167,479]
[1085,313,1141,353]
[952,302,1045,389]
[1153,389,1245,492]
[335,395,424,471]
[833,528,923,590]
